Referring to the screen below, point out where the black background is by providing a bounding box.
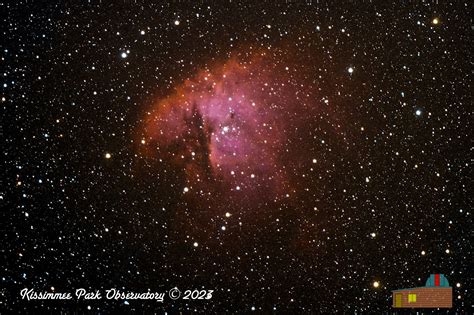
[2,1,472,313]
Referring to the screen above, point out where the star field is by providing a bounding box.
[2,1,473,313]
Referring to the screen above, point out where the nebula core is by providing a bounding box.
[141,51,332,219]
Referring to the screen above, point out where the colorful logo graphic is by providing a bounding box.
[392,274,452,308]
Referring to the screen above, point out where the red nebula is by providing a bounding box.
[138,49,344,241]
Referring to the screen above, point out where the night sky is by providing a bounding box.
[2,1,473,313]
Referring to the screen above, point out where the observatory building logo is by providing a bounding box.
[392,274,452,308]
